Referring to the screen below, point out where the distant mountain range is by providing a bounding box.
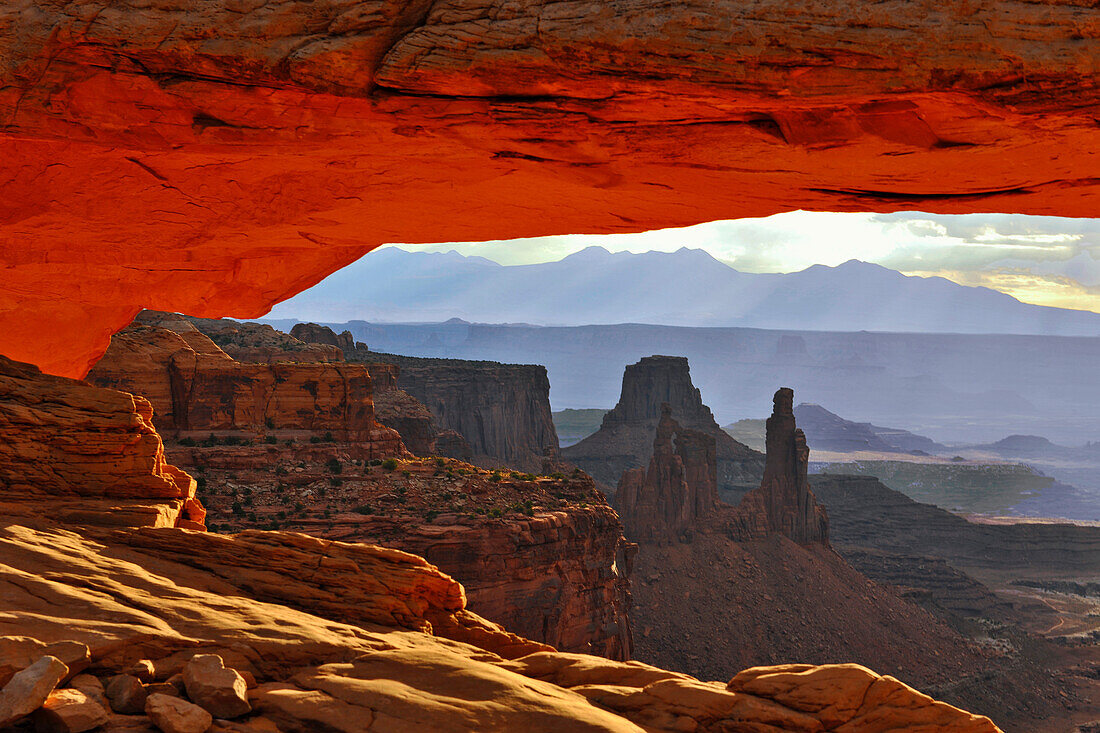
[724,404,948,456]
[269,246,1100,336]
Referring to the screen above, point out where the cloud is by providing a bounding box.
[385,211,1100,313]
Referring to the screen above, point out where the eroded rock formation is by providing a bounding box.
[616,404,718,543]
[736,388,830,545]
[3,0,1098,377]
[566,356,764,492]
[369,354,562,473]
[0,355,203,530]
[0,352,1003,732]
[289,323,473,459]
[87,321,404,456]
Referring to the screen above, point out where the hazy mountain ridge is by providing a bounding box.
[270,246,1100,336]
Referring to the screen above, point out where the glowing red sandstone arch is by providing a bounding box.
[1,0,1098,376]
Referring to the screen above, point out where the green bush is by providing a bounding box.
[179,437,196,447]
[353,504,374,515]
[326,458,343,474]
[382,458,398,471]
[434,457,446,467]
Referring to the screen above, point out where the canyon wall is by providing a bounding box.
[0,354,203,530]
[88,322,404,456]
[369,354,561,473]
[566,355,764,492]
[321,506,634,660]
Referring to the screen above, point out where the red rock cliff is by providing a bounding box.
[0,354,204,530]
[88,322,404,456]
[2,0,1098,377]
[616,404,719,544]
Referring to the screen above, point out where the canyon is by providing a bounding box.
[0,350,1005,732]
[2,1,1096,730]
[86,315,630,660]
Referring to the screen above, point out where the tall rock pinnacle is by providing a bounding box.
[615,404,718,543]
[755,387,829,544]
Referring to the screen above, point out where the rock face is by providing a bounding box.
[321,504,635,661]
[736,388,830,545]
[615,405,718,543]
[0,352,1003,731]
[369,354,562,473]
[289,324,472,459]
[181,654,250,719]
[0,355,203,530]
[2,0,1099,378]
[290,323,357,355]
[33,688,109,733]
[566,356,764,492]
[87,321,404,456]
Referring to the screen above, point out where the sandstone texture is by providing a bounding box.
[1,0,1099,377]
[362,353,562,472]
[182,654,251,719]
[0,355,203,530]
[87,320,404,456]
[0,655,68,727]
[566,356,764,493]
[32,688,109,733]
[144,693,212,733]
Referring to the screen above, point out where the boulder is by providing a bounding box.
[68,675,108,711]
[106,674,148,715]
[0,655,68,727]
[0,638,89,686]
[32,688,110,733]
[182,656,250,719]
[145,693,213,733]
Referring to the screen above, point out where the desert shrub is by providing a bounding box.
[275,466,288,476]
[179,437,196,447]
[425,509,440,522]
[354,504,374,515]
[489,472,501,483]
[401,470,411,478]
[310,436,321,444]
[382,458,398,471]
[434,457,446,467]
[328,477,342,487]
[324,431,335,442]
[265,436,277,444]
[265,417,275,429]
[488,507,503,518]
[369,459,383,466]
[231,501,244,516]
[326,458,343,474]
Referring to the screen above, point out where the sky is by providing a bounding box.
[384,211,1100,313]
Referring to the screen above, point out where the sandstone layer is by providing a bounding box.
[566,356,764,493]
[0,352,1001,732]
[87,321,404,456]
[3,0,1099,377]
[362,352,562,473]
[0,355,203,530]
[289,324,473,459]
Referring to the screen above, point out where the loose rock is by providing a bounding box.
[32,688,109,733]
[145,693,213,733]
[106,674,148,715]
[0,655,68,727]
[182,656,250,719]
